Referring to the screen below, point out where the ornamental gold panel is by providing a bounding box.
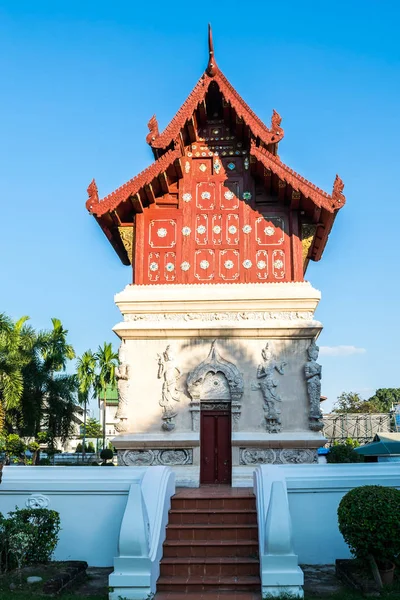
[118,226,135,264]
[301,224,317,265]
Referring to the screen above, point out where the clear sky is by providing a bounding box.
[1,1,399,413]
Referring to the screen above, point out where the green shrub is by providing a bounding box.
[327,441,363,463]
[87,441,95,453]
[338,485,400,562]
[39,457,51,465]
[75,442,83,453]
[100,448,113,461]
[0,507,60,571]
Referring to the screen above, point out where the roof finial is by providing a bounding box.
[207,23,217,77]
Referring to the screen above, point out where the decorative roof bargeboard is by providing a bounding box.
[250,141,345,212]
[146,69,284,150]
[86,147,181,217]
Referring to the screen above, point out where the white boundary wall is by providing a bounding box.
[0,465,175,599]
[254,463,400,597]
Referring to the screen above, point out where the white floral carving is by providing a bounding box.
[243,191,252,200]
[243,259,252,269]
[182,193,192,202]
[274,259,284,269]
[213,225,221,234]
[224,260,234,269]
[242,225,252,234]
[228,225,237,234]
[165,262,175,272]
[201,191,211,199]
[185,161,190,173]
[224,190,235,200]
[157,227,167,238]
[257,260,267,269]
[264,226,275,236]
[199,260,210,270]
[180,261,190,271]
[182,226,191,236]
[149,262,159,272]
[199,163,207,172]
[197,225,206,234]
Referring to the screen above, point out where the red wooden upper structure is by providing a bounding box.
[86,26,345,285]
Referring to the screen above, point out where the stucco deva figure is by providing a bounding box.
[157,345,181,431]
[305,339,323,431]
[256,343,286,433]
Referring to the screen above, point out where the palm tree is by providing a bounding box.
[94,343,118,450]
[17,318,78,449]
[76,350,96,461]
[0,313,34,433]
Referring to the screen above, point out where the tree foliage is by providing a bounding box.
[333,389,400,414]
[0,313,79,443]
[1,312,119,450]
[83,417,103,438]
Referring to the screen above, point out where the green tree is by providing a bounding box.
[94,343,118,450]
[84,417,103,439]
[0,313,35,433]
[333,392,378,414]
[76,350,96,461]
[13,318,79,444]
[4,433,26,462]
[367,388,400,413]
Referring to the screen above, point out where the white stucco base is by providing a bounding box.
[112,282,325,484]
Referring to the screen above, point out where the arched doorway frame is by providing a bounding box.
[186,340,244,432]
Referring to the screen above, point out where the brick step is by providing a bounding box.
[168,508,258,525]
[166,523,258,541]
[160,556,260,577]
[157,575,261,593]
[155,593,262,600]
[171,496,256,511]
[163,539,259,558]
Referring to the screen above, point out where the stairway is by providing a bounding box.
[155,487,261,600]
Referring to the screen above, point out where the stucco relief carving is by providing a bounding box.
[157,345,181,431]
[25,494,50,509]
[305,340,324,432]
[254,343,286,433]
[186,341,244,432]
[125,310,314,323]
[115,341,129,433]
[239,448,317,465]
[118,448,193,466]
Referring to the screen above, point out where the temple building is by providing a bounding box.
[86,27,345,487]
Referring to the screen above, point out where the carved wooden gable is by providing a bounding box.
[136,122,295,285]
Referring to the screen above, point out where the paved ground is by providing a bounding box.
[302,564,344,596]
[75,564,343,597]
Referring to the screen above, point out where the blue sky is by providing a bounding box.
[1,1,399,413]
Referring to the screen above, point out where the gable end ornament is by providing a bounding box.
[206,23,218,77]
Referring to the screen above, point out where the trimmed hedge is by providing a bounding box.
[338,485,400,562]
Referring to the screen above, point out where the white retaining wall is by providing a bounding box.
[0,466,175,569]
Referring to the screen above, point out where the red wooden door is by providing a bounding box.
[200,411,231,485]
